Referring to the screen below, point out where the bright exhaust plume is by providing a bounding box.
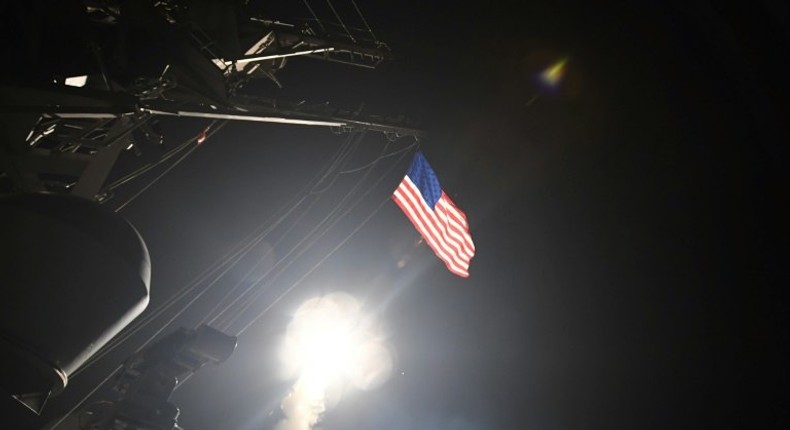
[276,292,392,430]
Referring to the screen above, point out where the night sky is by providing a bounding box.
[5,1,788,429]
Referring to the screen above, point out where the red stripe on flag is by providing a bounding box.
[435,199,474,256]
[392,187,468,276]
[437,194,475,252]
[392,177,473,277]
[398,180,470,267]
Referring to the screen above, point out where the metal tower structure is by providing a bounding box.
[0,0,423,202]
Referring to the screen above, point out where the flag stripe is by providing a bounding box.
[392,195,467,277]
[439,193,470,228]
[391,151,475,277]
[398,184,468,268]
[392,187,469,276]
[439,194,470,231]
[441,211,474,254]
[398,178,471,266]
[436,198,475,255]
[393,185,469,271]
[433,206,474,259]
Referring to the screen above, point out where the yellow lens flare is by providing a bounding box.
[540,57,568,88]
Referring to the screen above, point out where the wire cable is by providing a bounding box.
[77,130,359,371]
[113,121,228,212]
[301,0,327,32]
[203,192,319,327]
[56,143,414,430]
[213,139,376,328]
[236,184,400,337]
[49,365,123,430]
[79,130,361,377]
[201,132,363,326]
[325,0,357,43]
[309,132,362,194]
[339,140,417,174]
[134,135,371,350]
[76,136,353,374]
[229,144,416,334]
[78,129,367,376]
[350,0,379,42]
[309,131,360,194]
[105,136,195,191]
[223,139,403,314]
[209,133,371,329]
[72,222,276,376]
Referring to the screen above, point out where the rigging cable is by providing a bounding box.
[220,137,399,328]
[308,137,362,193]
[350,0,379,43]
[74,129,361,376]
[301,0,327,32]
[113,121,229,212]
[59,138,415,430]
[201,191,320,327]
[104,134,195,191]
[309,131,362,194]
[224,140,417,333]
[207,132,372,328]
[237,195,390,336]
[325,0,357,43]
[126,134,374,350]
[219,139,416,330]
[73,218,279,376]
[338,142,416,174]
[49,365,124,430]
[235,143,418,336]
[199,131,363,326]
[212,133,379,328]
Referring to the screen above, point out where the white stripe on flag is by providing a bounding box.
[402,180,472,263]
[397,180,470,267]
[393,177,472,276]
[437,196,475,253]
[392,187,468,276]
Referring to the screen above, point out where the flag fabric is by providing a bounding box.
[392,151,475,277]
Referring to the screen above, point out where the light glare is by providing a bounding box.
[540,58,568,87]
[64,75,88,87]
[277,292,393,430]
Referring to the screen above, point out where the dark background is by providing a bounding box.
[4,1,789,429]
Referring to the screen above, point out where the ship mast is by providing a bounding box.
[0,0,423,202]
[1,1,424,424]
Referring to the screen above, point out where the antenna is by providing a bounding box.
[0,0,422,201]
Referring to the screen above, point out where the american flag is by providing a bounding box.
[392,151,475,277]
